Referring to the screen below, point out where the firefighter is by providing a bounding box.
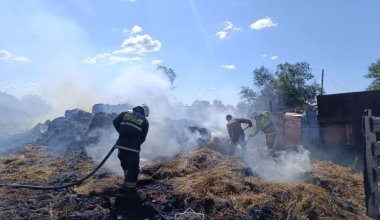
[113,104,149,194]
[226,114,253,157]
[250,111,278,156]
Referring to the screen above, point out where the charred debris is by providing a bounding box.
[0,103,370,219]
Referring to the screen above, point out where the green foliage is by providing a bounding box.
[157,65,177,85]
[365,60,380,91]
[275,62,320,108]
[253,66,275,87]
[239,86,257,105]
[240,62,321,111]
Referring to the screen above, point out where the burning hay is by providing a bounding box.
[141,147,370,219]
[0,145,371,219]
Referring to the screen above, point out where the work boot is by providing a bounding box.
[124,187,138,202]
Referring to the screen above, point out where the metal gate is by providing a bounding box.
[363,109,380,218]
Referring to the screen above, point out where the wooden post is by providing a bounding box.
[363,109,380,218]
[321,69,324,95]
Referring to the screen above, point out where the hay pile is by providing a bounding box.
[142,147,370,219]
[0,145,370,219]
[0,145,120,219]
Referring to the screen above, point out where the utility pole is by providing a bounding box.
[321,69,324,95]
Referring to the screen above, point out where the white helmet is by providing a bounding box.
[141,104,149,117]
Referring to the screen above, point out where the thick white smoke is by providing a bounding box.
[0,92,51,150]
[83,66,312,182]
[244,138,312,182]
[85,66,240,175]
[0,63,312,182]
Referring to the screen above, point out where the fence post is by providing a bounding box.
[363,109,380,218]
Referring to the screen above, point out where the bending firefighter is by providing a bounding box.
[250,111,278,156]
[226,114,253,157]
[113,104,149,194]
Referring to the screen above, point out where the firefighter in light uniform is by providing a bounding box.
[226,114,253,157]
[113,104,149,193]
[250,111,278,155]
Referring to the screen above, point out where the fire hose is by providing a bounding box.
[0,145,117,190]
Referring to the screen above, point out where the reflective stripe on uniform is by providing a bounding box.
[265,131,277,136]
[115,145,140,153]
[122,112,143,125]
[120,122,142,131]
[126,181,137,188]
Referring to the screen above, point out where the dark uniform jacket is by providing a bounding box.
[113,107,149,152]
[227,118,252,142]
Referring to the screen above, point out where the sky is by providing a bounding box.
[0,0,379,110]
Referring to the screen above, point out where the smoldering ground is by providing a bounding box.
[222,129,313,183]
[245,142,312,182]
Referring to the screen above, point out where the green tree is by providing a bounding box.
[252,66,277,109]
[157,65,177,85]
[275,62,320,109]
[365,60,380,91]
[239,62,321,111]
[239,86,257,105]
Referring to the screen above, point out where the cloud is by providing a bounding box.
[82,25,161,65]
[262,54,268,58]
[209,86,216,90]
[215,21,241,40]
[0,49,31,63]
[123,25,143,34]
[221,64,236,70]
[249,17,277,30]
[151,59,163,65]
[115,34,161,55]
[25,82,39,91]
[223,21,233,30]
[4,84,18,91]
[270,56,278,60]
[216,31,227,39]
[223,21,241,31]
[80,53,141,65]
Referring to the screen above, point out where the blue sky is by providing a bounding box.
[0,0,379,109]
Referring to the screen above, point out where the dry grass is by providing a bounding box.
[0,146,58,184]
[73,175,123,196]
[150,147,370,219]
[171,156,243,198]
[150,148,224,179]
[0,145,371,219]
[0,145,119,220]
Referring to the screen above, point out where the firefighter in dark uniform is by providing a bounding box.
[113,104,149,193]
[250,111,278,156]
[226,114,253,157]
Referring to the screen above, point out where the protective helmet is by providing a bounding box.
[141,104,149,117]
[226,114,232,121]
[251,112,259,120]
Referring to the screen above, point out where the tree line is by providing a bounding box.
[155,59,380,112]
[238,59,380,112]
